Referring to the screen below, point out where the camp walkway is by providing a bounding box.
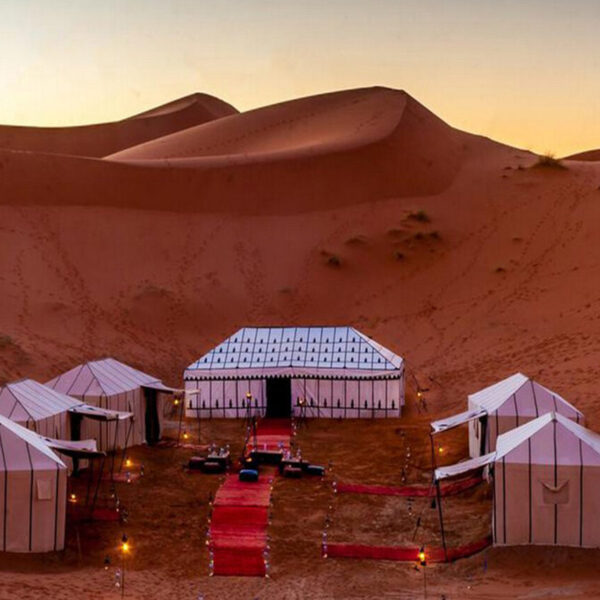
[208,419,291,576]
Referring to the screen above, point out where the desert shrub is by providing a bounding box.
[429,231,441,240]
[495,266,506,273]
[0,334,13,348]
[408,210,430,223]
[327,254,342,267]
[534,153,566,170]
[394,251,405,260]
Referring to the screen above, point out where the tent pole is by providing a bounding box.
[436,479,448,562]
[91,454,106,514]
[118,419,133,473]
[85,456,94,507]
[110,418,120,477]
[429,433,437,480]
[177,395,184,446]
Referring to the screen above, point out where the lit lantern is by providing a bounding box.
[121,534,129,553]
[174,398,180,406]
[69,493,77,504]
[438,446,444,455]
[125,457,132,468]
[418,546,426,566]
[183,430,189,440]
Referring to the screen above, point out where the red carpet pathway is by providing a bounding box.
[209,419,291,576]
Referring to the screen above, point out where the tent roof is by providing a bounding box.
[185,327,403,374]
[495,411,600,459]
[0,414,66,471]
[47,357,170,397]
[468,372,582,416]
[0,379,80,423]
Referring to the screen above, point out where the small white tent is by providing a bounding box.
[47,358,176,446]
[0,379,132,452]
[431,373,583,457]
[184,327,404,419]
[436,412,600,548]
[0,414,67,552]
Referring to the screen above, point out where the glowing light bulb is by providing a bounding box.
[174,398,180,406]
[183,431,189,440]
[69,493,77,503]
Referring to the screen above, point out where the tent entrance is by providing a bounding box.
[266,378,292,418]
[144,388,160,445]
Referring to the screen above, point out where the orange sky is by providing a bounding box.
[1,0,600,156]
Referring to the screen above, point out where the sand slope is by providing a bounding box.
[0,93,237,158]
[0,87,510,213]
[565,149,600,161]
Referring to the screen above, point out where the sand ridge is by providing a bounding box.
[0,93,237,158]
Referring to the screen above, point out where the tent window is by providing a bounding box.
[215,400,219,408]
[378,400,382,409]
[350,400,354,408]
[542,481,569,505]
[337,399,341,408]
[229,400,232,408]
[364,401,368,409]
[37,479,54,501]
[391,401,395,409]
[202,401,206,409]
[324,400,328,408]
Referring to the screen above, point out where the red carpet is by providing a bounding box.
[208,419,291,577]
[326,535,492,563]
[336,475,483,498]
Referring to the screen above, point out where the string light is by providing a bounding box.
[125,457,132,468]
[174,398,180,406]
[121,534,129,553]
[69,493,77,504]
[183,430,189,440]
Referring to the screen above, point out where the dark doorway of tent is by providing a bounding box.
[266,377,292,418]
[144,388,161,445]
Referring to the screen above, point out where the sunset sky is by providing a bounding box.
[1,0,599,156]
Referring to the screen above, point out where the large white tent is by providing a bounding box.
[47,358,176,447]
[0,379,132,452]
[436,412,600,548]
[430,373,584,457]
[184,327,404,418]
[0,414,67,553]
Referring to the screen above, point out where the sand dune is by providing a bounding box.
[0,87,515,214]
[0,92,237,158]
[565,148,600,161]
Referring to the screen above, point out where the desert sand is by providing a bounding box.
[2,86,600,598]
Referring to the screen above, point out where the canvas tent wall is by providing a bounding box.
[46,358,175,447]
[184,327,404,419]
[0,414,67,552]
[0,379,132,454]
[431,373,584,458]
[436,412,600,548]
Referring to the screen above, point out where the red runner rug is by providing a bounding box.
[336,475,483,498]
[208,419,291,576]
[326,535,492,563]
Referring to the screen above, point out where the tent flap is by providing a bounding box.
[41,436,105,459]
[141,382,178,394]
[435,453,496,481]
[69,404,133,421]
[430,408,487,434]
